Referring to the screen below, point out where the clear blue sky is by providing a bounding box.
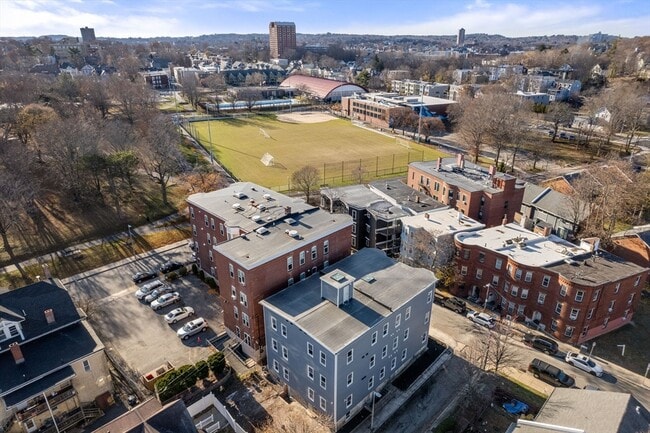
[1,0,648,39]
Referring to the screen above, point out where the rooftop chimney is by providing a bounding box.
[436,157,442,171]
[502,214,508,226]
[9,342,25,364]
[456,153,465,169]
[488,165,495,177]
[284,206,292,215]
[44,308,55,324]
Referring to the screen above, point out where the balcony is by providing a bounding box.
[16,386,76,421]
[36,404,102,433]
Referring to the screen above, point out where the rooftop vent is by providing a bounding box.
[263,193,272,200]
[361,275,376,283]
[251,215,261,222]
[284,218,297,225]
[331,272,346,283]
[258,204,267,211]
[232,203,243,211]
[285,229,299,238]
[256,227,269,235]
[233,191,247,199]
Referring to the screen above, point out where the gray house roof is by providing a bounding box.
[261,248,437,352]
[522,183,590,222]
[512,388,650,433]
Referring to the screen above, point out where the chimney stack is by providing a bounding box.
[436,157,442,171]
[456,153,464,169]
[489,165,495,177]
[284,206,292,215]
[9,342,25,364]
[502,214,508,226]
[44,308,55,324]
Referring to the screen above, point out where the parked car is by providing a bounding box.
[160,261,184,274]
[441,296,467,314]
[503,399,529,415]
[150,292,181,310]
[528,358,575,387]
[132,269,158,284]
[565,352,604,377]
[523,333,559,355]
[164,307,195,324]
[466,311,496,329]
[177,317,208,340]
[135,280,165,300]
[144,286,173,303]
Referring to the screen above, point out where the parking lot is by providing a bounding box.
[64,242,223,377]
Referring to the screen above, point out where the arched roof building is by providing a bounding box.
[280,75,367,102]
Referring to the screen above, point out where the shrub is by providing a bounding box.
[195,360,209,380]
[155,364,198,402]
[165,272,179,281]
[179,266,189,277]
[198,269,205,281]
[206,277,217,288]
[208,352,226,376]
[191,263,198,274]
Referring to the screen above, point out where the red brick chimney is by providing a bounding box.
[436,157,442,171]
[9,342,25,364]
[44,308,55,324]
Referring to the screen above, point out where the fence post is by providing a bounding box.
[376,156,379,176]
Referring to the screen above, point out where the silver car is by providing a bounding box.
[144,285,173,303]
[135,280,164,300]
[150,292,181,310]
[177,317,208,340]
[565,352,604,377]
[164,307,195,324]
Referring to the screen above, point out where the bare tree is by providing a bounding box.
[15,104,57,162]
[0,170,35,280]
[180,74,201,109]
[292,165,320,204]
[244,72,266,87]
[545,102,574,142]
[184,167,224,194]
[237,88,262,112]
[108,76,157,124]
[80,76,112,118]
[450,95,493,163]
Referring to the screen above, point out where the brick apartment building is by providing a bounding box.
[407,155,525,227]
[187,183,352,360]
[453,223,648,344]
[269,21,296,59]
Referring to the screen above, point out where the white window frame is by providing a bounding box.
[281,324,287,337]
[320,351,326,367]
[320,374,326,389]
[271,317,277,331]
[575,290,584,302]
[403,328,409,341]
[272,338,278,352]
[401,348,407,360]
[379,367,385,380]
[383,322,389,336]
[368,376,374,390]
[287,256,293,271]
[541,275,550,287]
[307,365,314,380]
[371,331,378,345]
[308,387,314,401]
[382,345,388,359]
[495,258,503,270]
[307,342,314,357]
[538,293,546,305]
[320,396,327,410]
[239,292,248,307]
[273,360,279,372]
[524,271,533,282]
[570,308,579,321]
[347,372,353,386]
[237,269,245,285]
[346,349,353,364]
[324,240,329,255]
[405,306,411,320]
[299,251,306,265]
[369,355,376,369]
[520,288,529,300]
[555,302,562,314]
[311,245,317,260]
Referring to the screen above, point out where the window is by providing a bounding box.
[634,276,641,287]
[587,308,594,320]
[592,289,600,302]
[463,250,470,260]
[603,317,609,328]
[393,336,399,349]
[368,376,374,390]
[320,375,326,389]
[320,351,326,366]
[383,323,389,336]
[347,349,354,364]
[237,269,245,285]
[614,282,620,293]
[288,277,294,286]
[395,313,401,327]
[425,311,430,323]
[609,300,615,311]
[210,218,215,229]
[282,346,288,360]
[478,252,485,263]
[495,258,503,270]
[369,355,376,369]
[550,319,558,331]
[219,223,224,235]
[204,215,209,226]
[564,326,574,337]
[427,291,433,303]
[403,328,409,341]
[623,309,630,320]
[541,275,550,287]
[307,342,314,357]
[235,326,240,337]
[311,246,317,260]
[273,360,279,372]
[521,288,529,300]
[229,264,234,278]
[555,302,562,314]
[287,256,293,271]
[283,368,289,381]
[559,285,567,297]
[504,281,510,294]
[190,207,195,219]
[391,357,397,370]
[192,224,197,236]
[208,249,213,262]
[491,275,499,287]
[271,317,277,331]
[515,269,522,280]
[511,286,519,297]
[575,290,584,302]
[239,292,248,307]
[422,332,427,343]
[460,265,468,276]
[475,268,483,279]
[233,306,239,320]
[347,372,353,386]
[525,271,533,282]
[628,293,635,305]
[231,286,237,300]
[351,209,357,220]
[272,339,278,352]
[382,345,388,359]
[379,367,386,380]
[324,240,329,255]
[405,306,411,320]
[83,359,91,372]
[570,308,580,320]
[320,397,327,411]
[345,394,353,408]
[298,251,305,265]
[538,292,546,305]
[517,304,525,316]
[307,365,314,380]
[281,324,287,337]
[242,313,250,327]
[308,388,315,401]
[371,331,378,345]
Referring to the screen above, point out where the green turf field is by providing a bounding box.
[187,114,446,189]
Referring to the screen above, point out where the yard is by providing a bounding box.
[186,114,446,189]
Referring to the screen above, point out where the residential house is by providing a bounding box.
[260,248,437,430]
[453,223,648,344]
[91,398,197,433]
[407,155,525,228]
[0,281,113,433]
[610,225,650,285]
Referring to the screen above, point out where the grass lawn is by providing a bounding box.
[187,115,447,188]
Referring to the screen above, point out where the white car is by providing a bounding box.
[143,286,172,303]
[177,317,208,340]
[466,311,496,329]
[164,307,195,324]
[565,352,604,377]
[150,292,181,310]
[135,280,164,300]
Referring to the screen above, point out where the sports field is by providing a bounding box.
[187,114,446,189]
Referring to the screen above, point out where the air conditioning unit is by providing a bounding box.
[251,215,261,222]
[263,193,272,200]
[256,227,269,235]
[258,204,267,211]
[233,191,247,199]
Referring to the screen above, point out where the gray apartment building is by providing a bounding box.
[260,248,437,430]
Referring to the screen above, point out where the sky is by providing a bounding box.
[1,0,648,39]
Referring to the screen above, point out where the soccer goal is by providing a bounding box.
[396,138,412,149]
[260,153,275,167]
[259,128,271,139]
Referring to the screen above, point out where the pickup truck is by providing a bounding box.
[523,333,559,355]
[440,296,467,314]
[528,358,575,388]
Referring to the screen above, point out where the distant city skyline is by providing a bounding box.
[0,0,648,39]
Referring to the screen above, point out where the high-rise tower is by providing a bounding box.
[269,22,296,59]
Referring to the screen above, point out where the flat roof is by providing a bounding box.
[187,182,314,233]
[455,223,588,268]
[545,249,648,286]
[401,207,485,235]
[410,158,522,194]
[369,179,444,213]
[261,249,437,353]
[214,209,351,269]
